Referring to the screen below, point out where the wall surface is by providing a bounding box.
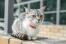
[38,25,66,40]
[0,25,66,44]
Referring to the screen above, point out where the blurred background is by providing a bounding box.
[0,0,66,34]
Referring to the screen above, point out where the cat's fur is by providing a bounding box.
[12,8,44,40]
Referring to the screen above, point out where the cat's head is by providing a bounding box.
[24,8,45,24]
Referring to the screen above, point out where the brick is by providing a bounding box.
[0,35,10,44]
[10,38,22,44]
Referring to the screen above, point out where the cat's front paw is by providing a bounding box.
[32,37,37,40]
[28,37,32,40]
[28,37,37,40]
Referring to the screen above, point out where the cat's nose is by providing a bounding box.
[38,19,40,21]
[36,16,40,19]
[38,19,40,23]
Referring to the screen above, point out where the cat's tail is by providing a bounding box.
[11,33,28,40]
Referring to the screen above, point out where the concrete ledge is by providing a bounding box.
[0,33,66,44]
[0,35,10,44]
[10,38,22,44]
[38,25,66,40]
[0,35,22,44]
[0,25,66,44]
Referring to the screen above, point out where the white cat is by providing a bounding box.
[12,8,44,40]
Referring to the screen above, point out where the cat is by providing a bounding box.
[11,7,44,40]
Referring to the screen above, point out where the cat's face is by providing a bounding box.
[25,9,44,24]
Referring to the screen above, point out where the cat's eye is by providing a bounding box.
[40,15,43,18]
[32,15,36,18]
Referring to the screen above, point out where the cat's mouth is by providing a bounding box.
[30,24,36,29]
[29,22,36,29]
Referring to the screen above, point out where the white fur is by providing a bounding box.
[12,8,43,40]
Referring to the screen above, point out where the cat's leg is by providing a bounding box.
[32,29,39,40]
[27,32,38,40]
[28,36,32,40]
[31,30,39,40]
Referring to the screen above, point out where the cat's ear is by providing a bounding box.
[24,7,29,13]
[38,6,46,15]
[40,6,46,11]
